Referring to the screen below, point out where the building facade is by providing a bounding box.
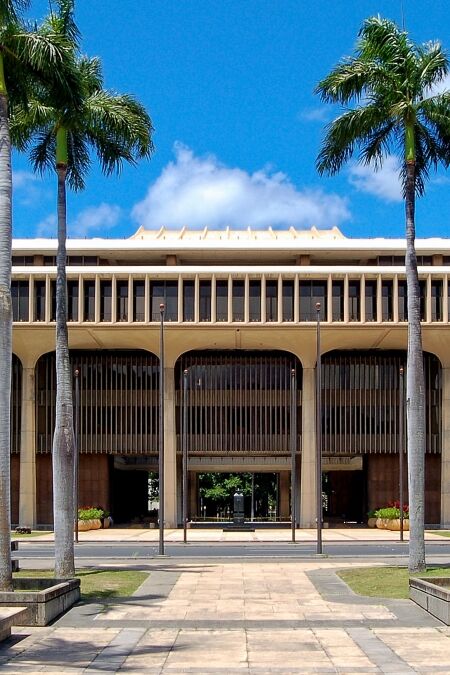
[9,225,450,528]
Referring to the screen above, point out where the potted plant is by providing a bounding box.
[77,507,104,531]
[375,503,409,531]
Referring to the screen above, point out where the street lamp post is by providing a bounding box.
[74,368,80,544]
[316,302,323,555]
[399,366,405,542]
[290,368,297,542]
[158,303,165,556]
[182,368,189,544]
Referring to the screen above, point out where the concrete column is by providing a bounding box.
[278,471,290,520]
[19,366,36,527]
[164,366,178,527]
[441,368,450,527]
[300,368,317,527]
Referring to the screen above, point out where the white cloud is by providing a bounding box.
[35,203,121,238]
[35,213,56,238]
[426,72,450,96]
[132,143,350,229]
[69,203,121,237]
[299,107,330,123]
[348,155,402,202]
[13,170,38,189]
[13,170,50,207]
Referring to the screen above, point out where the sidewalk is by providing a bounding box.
[1,556,450,672]
[22,526,447,543]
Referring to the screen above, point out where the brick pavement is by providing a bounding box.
[1,557,450,673]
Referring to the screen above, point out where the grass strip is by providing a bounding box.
[14,568,148,600]
[11,531,51,538]
[427,530,450,537]
[338,566,450,599]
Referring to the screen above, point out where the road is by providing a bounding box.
[12,540,450,567]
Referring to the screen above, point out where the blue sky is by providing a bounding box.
[12,0,450,240]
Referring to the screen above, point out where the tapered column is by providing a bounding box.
[164,366,178,527]
[300,367,317,527]
[441,368,450,527]
[19,366,36,527]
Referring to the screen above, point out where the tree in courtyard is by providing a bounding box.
[0,0,79,591]
[11,0,153,577]
[315,17,450,571]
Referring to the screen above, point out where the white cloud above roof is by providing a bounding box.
[132,143,350,230]
[348,155,403,203]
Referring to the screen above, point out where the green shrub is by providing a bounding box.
[78,507,104,520]
[375,507,406,520]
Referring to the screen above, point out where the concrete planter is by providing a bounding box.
[386,518,409,531]
[0,578,80,626]
[78,518,102,532]
[375,517,409,531]
[376,517,389,529]
[367,517,377,528]
[410,577,450,624]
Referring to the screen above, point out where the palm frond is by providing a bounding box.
[66,131,90,190]
[317,105,393,175]
[0,0,29,24]
[29,129,56,176]
[415,41,448,95]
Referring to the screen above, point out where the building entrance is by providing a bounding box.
[323,470,366,525]
[195,472,279,521]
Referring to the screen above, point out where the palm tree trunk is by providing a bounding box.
[52,157,75,578]
[405,159,426,573]
[0,80,13,591]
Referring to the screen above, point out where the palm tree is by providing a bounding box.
[11,0,154,578]
[0,0,79,591]
[315,17,450,572]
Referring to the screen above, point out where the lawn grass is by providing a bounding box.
[427,530,450,537]
[338,566,450,599]
[14,568,148,600]
[11,531,51,538]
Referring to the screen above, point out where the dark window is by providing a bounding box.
[249,281,261,322]
[332,281,344,321]
[199,281,211,321]
[83,280,95,321]
[67,280,79,321]
[348,281,360,321]
[232,280,245,321]
[266,281,278,322]
[116,280,128,321]
[365,280,377,321]
[419,280,426,321]
[300,281,327,321]
[133,280,145,322]
[381,281,393,321]
[216,280,228,321]
[151,281,178,321]
[183,281,195,322]
[34,280,46,321]
[431,281,443,322]
[11,280,29,321]
[50,280,56,321]
[398,281,407,321]
[417,256,433,266]
[100,281,112,321]
[378,255,405,265]
[282,280,294,321]
[44,256,56,266]
[12,256,34,265]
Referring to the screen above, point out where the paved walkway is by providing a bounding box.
[23,526,447,543]
[1,558,450,673]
